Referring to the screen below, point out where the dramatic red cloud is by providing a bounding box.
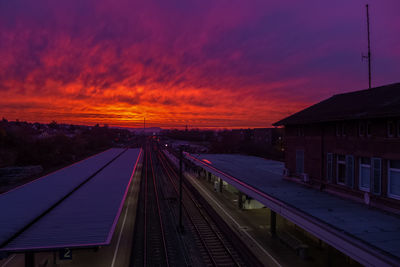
[0,0,399,128]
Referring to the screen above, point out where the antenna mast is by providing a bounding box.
[366,4,372,89]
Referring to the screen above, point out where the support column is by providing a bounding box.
[25,252,34,267]
[219,178,223,193]
[207,172,211,182]
[238,191,243,209]
[270,209,276,236]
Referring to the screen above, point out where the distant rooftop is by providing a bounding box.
[273,83,400,126]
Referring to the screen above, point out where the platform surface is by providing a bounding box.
[187,153,400,262]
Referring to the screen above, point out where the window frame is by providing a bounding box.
[336,154,346,185]
[358,122,365,137]
[297,126,304,137]
[341,123,346,137]
[336,123,341,137]
[388,160,400,200]
[358,157,371,192]
[371,157,382,195]
[388,121,395,137]
[366,121,372,137]
[345,155,354,188]
[295,149,304,175]
[397,120,400,138]
[326,153,333,182]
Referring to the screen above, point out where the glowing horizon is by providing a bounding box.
[1,0,399,128]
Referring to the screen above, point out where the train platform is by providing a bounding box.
[0,148,143,267]
[185,171,306,267]
[182,152,400,267]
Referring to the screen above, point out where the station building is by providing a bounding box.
[164,84,400,266]
[273,82,400,214]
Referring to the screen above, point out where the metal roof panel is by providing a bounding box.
[0,148,141,252]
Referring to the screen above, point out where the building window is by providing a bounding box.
[388,160,400,200]
[397,121,400,137]
[371,158,381,195]
[359,122,365,137]
[336,123,347,137]
[388,121,395,137]
[336,123,341,136]
[337,155,346,184]
[341,123,346,136]
[295,150,304,175]
[366,121,372,137]
[345,155,354,188]
[359,157,371,192]
[326,153,333,182]
[297,126,304,137]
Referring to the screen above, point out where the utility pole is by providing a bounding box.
[366,4,372,89]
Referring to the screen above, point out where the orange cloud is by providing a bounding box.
[1,0,399,128]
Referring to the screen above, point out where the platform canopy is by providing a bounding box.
[0,148,141,252]
[185,153,400,267]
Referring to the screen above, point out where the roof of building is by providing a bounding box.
[0,148,141,252]
[273,83,400,126]
[185,153,400,266]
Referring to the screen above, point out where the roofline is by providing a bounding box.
[273,112,400,126]
[273,82,400,126]
[0,148,113,197]
[332,82,400,97]
[272,95,336,126]
[0,241,108,253]
[104,148,143,244]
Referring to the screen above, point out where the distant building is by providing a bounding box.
[274,83,400,213]
[253,128,284,146]
[228,128,283,146]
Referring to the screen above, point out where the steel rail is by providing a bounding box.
[158,149,241,267]
[149,146,170,267]
[157,150,218,267]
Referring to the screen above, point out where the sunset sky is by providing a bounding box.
[0,0,399,128]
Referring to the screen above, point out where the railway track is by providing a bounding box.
[131,141,260,266]
[157,146,247,267]
[131,142,190,267]
[131,143,170,266]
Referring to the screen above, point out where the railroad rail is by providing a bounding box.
[131,144,170,266]
[131,143,188,266]
[157,146,247,267]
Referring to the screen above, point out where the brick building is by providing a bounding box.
[273,83,400,213]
